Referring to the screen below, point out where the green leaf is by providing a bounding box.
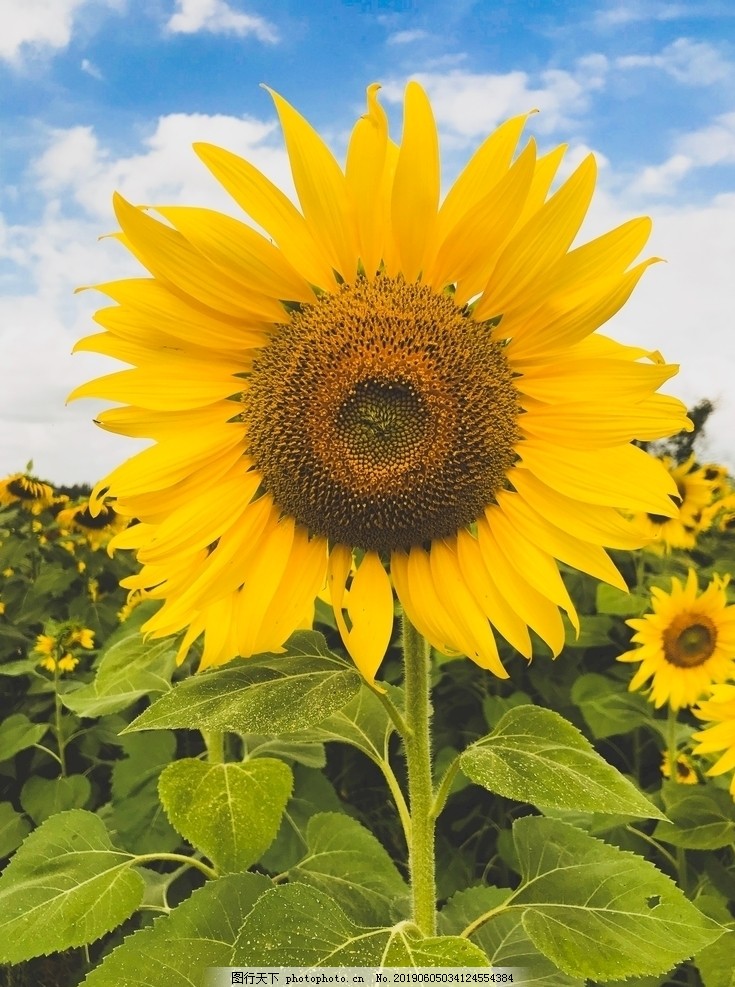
[441,887,583,986]
[509,816,723,979]
[308,685,402,762]
[234,883,488,965]
[60,634,176,717]
[653,783,735,849]
[0,802,31,858]
[571,673,654,739]
[564,614,614,648]
[260,763,343,872]
[158,757,292,872]
[126,631,360,735]
[289,812,408,925]
[20,774,92,824]
[107,732,179,854]
[0,809,144,963]
[0,712,47,761]
[244,734,326,767]
[596,583,650,616]
[693,895,735,987]
[460,705,664,818]
[82,873,271,987]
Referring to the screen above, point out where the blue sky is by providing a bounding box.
[1,0,734,483]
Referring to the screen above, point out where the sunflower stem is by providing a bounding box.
[402,614,437,936]
[202,730,225,764]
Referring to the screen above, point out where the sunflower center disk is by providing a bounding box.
[244,276,520,554]
[663,615,717,668]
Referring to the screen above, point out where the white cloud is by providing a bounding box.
[382,61,609,143]
[387,29,428,45]
[594,1,696,28]
[628,112,735,196]
[0,0,105,64]
[615,38,732,85]
[81,57,103,79]
[165,0,278,42]
[0,108,295,483]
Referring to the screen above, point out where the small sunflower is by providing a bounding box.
[633,456,718,552]
[0,472,54,514]
[56,500,129,549]
[71,83,691,683]
[33,625,95,674]
[661,752,698,785]
[618,569,735,709]
[692,685,735,798]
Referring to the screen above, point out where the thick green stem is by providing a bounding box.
[202,730,225,764]
[402,615,437,936]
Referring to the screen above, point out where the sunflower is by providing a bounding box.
[0,472,54,514]
[660,752,698,785]
[633,456,718,552]
[618,569,735,709]
[70,83,691,684]
[56,500,129,550]
[692,684,735,797]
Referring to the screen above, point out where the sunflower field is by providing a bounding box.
[2,84,735,987]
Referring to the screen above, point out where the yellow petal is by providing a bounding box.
[155,205,314,303]
[346,84,390,279]
[235,515,296,656]
[346,551,394,685]
[113,194,285,322]
[475,154,597,322]
[478,514,565,655]
[435,112,532,246]
[256,529,328,652]
[519,441,681,515]
[391,81,439,281]
[455,529,532,657]
[430,539,506,676]
[267,87,359,281]
[194,142,335,288]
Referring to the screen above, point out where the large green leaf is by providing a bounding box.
[693,895,735,987]
[596,584,650,616]
[509,816,723,980]
[0,712,47,761]
[570,673,654,739]
[0,809,144,963]
[653,783,735,850]
[82,873,271,987]
[158,757,292,872]
[234,884,488,966]
[441,887,583,987]
[20,774,92,824]
[308,685,402,762]
[460,705,664,818]
[60,634,176,717]
[289,812,409,925]
[126,632,360,735]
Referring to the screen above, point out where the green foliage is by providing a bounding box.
[460,705,664,818]
[158,757,293,873]
[2,466,735,986]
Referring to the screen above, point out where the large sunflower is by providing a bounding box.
[71,83,691,684]
[618,569,735,709]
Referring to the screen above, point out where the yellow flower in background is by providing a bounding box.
[56,500,129,550]
[618,569,735,709]
[71,83,691,683]
[0,601,5,616]
[633,456,719,553]
[692,684,735,798]
[34,633,57,657]
[661,752,698,785]
[39,653,79,674]
[69,627,95,648]
[0,472,54,514]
